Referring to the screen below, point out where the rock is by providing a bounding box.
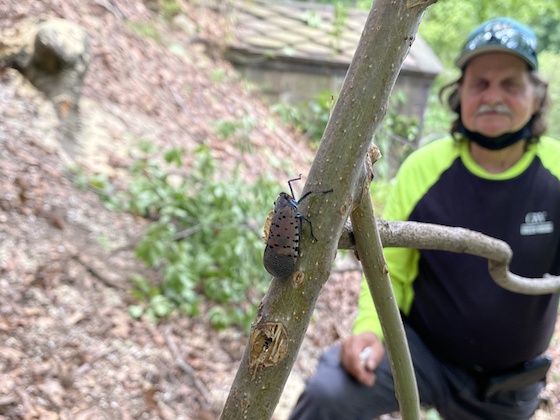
[1,18,90,156]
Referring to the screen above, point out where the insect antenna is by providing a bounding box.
[287,174,302,198]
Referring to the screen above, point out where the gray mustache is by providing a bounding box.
[476,104,512,115]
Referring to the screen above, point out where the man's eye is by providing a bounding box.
[471,81,488,91]
[503,81,522,92]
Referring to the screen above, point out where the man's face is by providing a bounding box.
[459,52,539,138]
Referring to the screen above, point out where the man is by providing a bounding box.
[290,17,560,420]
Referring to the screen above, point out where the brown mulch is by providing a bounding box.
[0,1,559,419]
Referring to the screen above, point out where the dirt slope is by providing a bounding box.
[0,1,559,419]
[0,0,362,418]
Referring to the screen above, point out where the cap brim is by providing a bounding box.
[455,46,536,70]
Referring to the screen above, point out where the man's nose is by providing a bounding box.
[481,84,504,104]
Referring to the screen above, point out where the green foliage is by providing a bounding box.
[331,1,350,51]
[290,0,560,143]
[353,0,560,141]
[67,164,118,207]
[298,0,351,50]
[418,0,560,66]
[370,179,392,216]
[273,90,335,146]
[145,0,182,21]
[100,142,280,330]
[386,94,419,140]
[274,90,419,178]
[533,15,560,53]
[126,21,161,42]
[420,79,454,140]
[213,115,258,154]
[301,10,322,28]
[372,93,419,179]
[211,68,227,84]
[95,235,113,250]
[160,0,182,20]
[129,274,177,322]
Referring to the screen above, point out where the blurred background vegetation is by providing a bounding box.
[279,0,560,147]
[92,0,560,330]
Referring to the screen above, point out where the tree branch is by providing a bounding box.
[220,1,432,418]
[339,221,560,295]
[351,149,420,420]
[163,328,212,408]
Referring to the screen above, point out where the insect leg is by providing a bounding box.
[298,214,317,241]
[287,174,302,198]
[296,188,333,242]
[297,188,334,204]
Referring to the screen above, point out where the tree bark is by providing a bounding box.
[339,221,560,295]
[220,1,434,419]
[351,150,420,419]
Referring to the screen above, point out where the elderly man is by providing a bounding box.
[290,17,560,420]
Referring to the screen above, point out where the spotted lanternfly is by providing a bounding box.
[263,176,332,278]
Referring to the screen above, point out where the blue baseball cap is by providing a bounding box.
[456,17,538,70]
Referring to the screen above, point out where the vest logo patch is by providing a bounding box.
[520,211,554,236]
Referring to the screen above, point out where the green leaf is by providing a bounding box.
[128,305,144,319]
[164,147,184,167]
[96,141,317,330]
[151,295,172,317]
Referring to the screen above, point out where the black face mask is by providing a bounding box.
[458,118,534,151]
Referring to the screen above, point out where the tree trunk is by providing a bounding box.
[220,1,435,419]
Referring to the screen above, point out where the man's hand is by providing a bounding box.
[340,332,385,387]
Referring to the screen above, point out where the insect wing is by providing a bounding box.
[263,193,300,277]
[268,194,300,256]
[263,210,273,243]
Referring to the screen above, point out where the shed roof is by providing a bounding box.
[226,0,442,76]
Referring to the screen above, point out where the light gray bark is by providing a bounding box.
[220,1,434,419]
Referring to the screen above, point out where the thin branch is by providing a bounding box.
[72,252,126,290]
[331,266,363,273]
[351,151,420,420]
[164,328,212,407]
[172,224,202,240]
[378,126,417,149]
[339,221,560,295]
[75,348,114,375]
